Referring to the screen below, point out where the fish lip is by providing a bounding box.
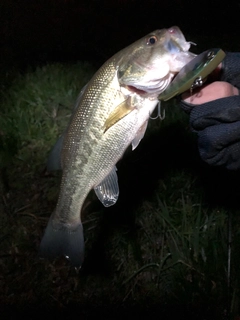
[167,26,182,38]
[126,85,148,95]
[125,75,172,95]
[166,26,190,51]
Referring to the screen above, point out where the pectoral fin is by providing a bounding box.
[94,166,119,207]
[132,120,148,150]
[104,99,135,133]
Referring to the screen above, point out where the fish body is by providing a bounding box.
[40,26,196,267]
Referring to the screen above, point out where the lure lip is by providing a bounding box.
[158,48,226,101]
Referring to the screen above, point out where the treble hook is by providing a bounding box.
[150,102,165,120]
[190,76,203,95]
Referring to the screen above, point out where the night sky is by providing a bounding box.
[1,0,240,70]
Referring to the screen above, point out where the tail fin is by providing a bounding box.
[39,214,84,268]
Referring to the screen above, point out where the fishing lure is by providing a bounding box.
[158,48,226,101]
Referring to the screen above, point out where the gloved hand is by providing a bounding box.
[179,52,240,170]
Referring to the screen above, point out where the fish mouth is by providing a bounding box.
[126,85,148,95]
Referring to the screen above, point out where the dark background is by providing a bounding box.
[1,1,240,318]
[1,0,240,71]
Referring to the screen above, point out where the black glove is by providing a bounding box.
[189,96,240,170]
[220,52,240,88]
[179,52,240,170]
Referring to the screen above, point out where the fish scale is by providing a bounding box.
[40,26,197,267]
[55,62,126,223]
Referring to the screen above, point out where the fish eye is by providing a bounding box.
[147,36,157,45]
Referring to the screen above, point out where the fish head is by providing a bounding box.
[117,26,196,95]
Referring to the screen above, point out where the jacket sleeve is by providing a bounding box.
[189,96,240,170]
[220,52,240,88]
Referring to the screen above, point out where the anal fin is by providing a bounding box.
[94,166,119,207]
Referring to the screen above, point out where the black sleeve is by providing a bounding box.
[220,52,240,89]
[189,95,240,170]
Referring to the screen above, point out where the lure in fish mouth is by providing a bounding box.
[158,48,226,101]
[39,26,197,267]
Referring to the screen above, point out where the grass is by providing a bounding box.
[0,61,240,319]
[0,62,95,168]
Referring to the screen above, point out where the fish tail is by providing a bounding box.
[39,213,84,268]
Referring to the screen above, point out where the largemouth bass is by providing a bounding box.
[40,26,196,267]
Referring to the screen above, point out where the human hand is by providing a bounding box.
[182,81,239,105]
